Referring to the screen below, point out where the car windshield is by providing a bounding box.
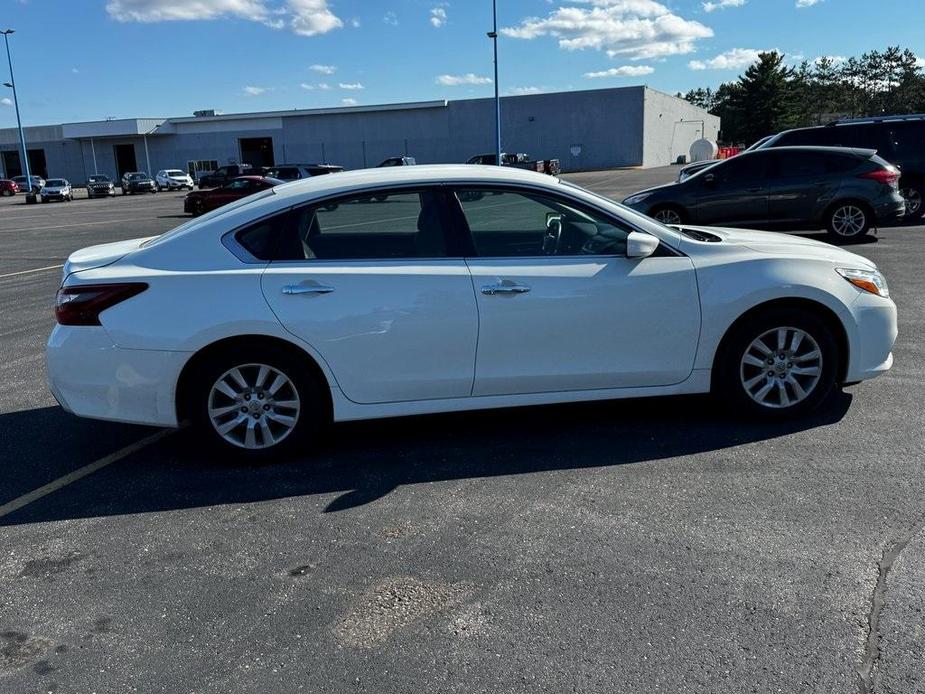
[558,179,683,239]
[166,170,185,176]
[88,176,110,183]
[47,179,66,186]
[129,174,148,180]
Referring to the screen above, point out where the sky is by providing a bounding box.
[0,0,922,126]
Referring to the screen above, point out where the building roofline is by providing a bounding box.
[166,100,449,124]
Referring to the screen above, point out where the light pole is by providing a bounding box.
[2,29,34,200]
[487,0,501,165]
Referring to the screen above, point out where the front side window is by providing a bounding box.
[712,153,769,182]
[268,189,450,261]
[454,188,631,257]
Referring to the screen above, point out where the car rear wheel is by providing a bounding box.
[191,199,205,216]
[826,202,870,239]
[649,205,685,225]
[716,307,837,419]
[189,346,325,457]
[900,182,923,219]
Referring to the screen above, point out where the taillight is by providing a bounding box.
[859,168,900,186]
[55,283,147,326]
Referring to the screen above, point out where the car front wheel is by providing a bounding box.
[826,202,871,239]
[189,347,325,457]
[717,307,837,418]
[649,205,685,226]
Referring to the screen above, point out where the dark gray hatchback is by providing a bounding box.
[624,146,905,240]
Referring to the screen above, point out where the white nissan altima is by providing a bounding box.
[47,165,897,456]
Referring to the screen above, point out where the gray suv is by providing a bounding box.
[623,146,905,240]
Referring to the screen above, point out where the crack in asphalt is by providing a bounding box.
[857,513,925,694]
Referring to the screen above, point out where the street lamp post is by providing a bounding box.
[487,0,501,165]
[2,29,34,202]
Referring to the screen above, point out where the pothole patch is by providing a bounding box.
[333,576,473,648]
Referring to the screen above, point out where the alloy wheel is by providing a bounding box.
[900,187,922,217]
[739,327,823,409]
[653,208,682,225]
[831,205,866,237]
[207,363,301,450]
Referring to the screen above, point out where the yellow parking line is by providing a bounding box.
[0,429,173,520]
[0,264,64,279]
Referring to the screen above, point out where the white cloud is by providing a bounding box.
[502,0,713,61]
[338,82,364,90]
[813,55,846,66]
[71,67,80,74]
[299,82,315,90]
[106,0,270,22]
[243,85,268,95]
[585,64,655,78]
[383,11,398,25]
[796,0,821,6]
[288,0,342,36]
[430,7,447,27]
[342,98,358,106]
[106,0,343,37]
[436,73,493,86]
[508,86,544,95]
[350,17,360,27]
[1,97,12,107]
[688,47,771,70]
[310,64,336,74]
[318,82,332,90]
[702,0,745,11]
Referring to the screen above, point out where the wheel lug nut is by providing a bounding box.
[263,404,270,411]
[240,407,247,413]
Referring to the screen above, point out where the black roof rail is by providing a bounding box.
[826,113,925,126]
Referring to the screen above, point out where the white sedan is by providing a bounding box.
[47,165,897,456]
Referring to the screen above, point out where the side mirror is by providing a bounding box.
[626,231,659,259]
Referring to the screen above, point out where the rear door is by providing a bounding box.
[767,150,837,225]
[451,186,701,396]
[260,187,479,404]
[689,152,772,226]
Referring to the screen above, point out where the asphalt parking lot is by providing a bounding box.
[1,169,923,693]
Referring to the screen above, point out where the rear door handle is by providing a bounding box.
[481,283,530,295]
[281,284,335,295]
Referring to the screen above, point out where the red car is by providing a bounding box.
[184,176,283,216]
[0,179,20,196]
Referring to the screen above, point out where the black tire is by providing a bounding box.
[900,181,924,219]
[825,201,871,240]
[715,307,838,419]
[188,344,326,458]
[191,199,205,216]
[649,205,686,226]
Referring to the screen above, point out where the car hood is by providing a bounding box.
[63,237,155,278]
[677,225,877,268]
[623,182,678,201]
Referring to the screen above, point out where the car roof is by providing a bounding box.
[268,164,558,203]
[758,145,876,157]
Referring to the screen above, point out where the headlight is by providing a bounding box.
[623,192,652,206]
[836,267,890,298]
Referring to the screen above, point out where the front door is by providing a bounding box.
[261,188,478,404]
[450,187,701,396]
[690,151,772,226]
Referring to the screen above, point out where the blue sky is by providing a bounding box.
[1,0,922,126]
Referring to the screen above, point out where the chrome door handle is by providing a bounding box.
[481,283,530,295]
[281,284,335,295]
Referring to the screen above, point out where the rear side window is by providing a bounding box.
[264,189,451,261]
[824,154,860,173]
[776,151,827,177]
[888,122,925,157]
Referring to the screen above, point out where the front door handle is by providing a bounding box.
[481,283,531,296]
[281,284,335,295]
